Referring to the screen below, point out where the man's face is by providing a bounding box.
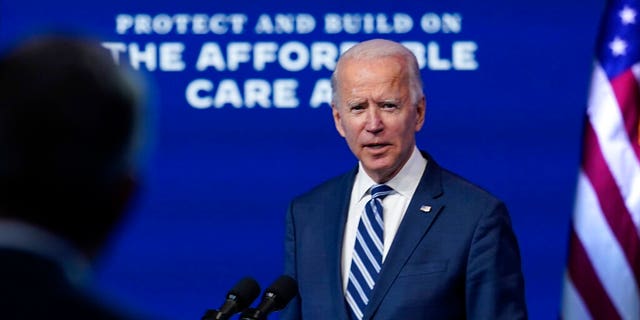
[332,56,425,183]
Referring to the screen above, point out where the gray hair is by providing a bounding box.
[330,39,424,106]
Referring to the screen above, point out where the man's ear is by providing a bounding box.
[415,96,426,131]
[80,173,139,259]
[332,104,346,138]
[105,173,138,235]
[115,173,138,213]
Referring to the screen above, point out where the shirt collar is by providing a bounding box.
[354,146,427,201]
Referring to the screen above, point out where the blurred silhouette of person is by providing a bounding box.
[0,34,148,319]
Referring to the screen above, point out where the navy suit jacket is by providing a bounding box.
[282,152,527,319]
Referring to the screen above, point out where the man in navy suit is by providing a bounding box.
[282,39,527,319]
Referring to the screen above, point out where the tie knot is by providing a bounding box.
[370,184,393,200]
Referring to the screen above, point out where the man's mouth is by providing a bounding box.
[364,143,391,149]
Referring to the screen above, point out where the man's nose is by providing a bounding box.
[365,108,383,133]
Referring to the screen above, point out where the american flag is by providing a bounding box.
[561,0,640,319]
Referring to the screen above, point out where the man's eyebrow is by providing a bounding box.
[379,98,400,104]
[346,98,367,106]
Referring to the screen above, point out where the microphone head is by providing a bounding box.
[228,277,261,310]
[264,275,298,311]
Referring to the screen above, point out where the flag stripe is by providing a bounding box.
[588,63,640,228]
[582,120,640,288]
[572,171,640,319]
[609,68,640,161]
[561,272,592,320]
[567,228,621,320]
[632,63,640,148]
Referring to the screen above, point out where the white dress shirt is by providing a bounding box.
[341,146,427,292]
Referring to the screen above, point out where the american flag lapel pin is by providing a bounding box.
[420,205,432,213]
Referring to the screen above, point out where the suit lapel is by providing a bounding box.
[364,154,446,319]
[321,168,357,320]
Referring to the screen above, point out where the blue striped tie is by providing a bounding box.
[346,184,394,320]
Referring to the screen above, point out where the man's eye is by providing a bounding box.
[351,105,365,111]
[382,103,397,109]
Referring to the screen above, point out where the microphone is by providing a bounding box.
[201,277,261,320]
[239,275,298,320]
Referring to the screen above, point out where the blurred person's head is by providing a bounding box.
[330,39,426,183]
[0,34,143,258]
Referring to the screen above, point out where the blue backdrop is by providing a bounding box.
[0,0,605,318]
